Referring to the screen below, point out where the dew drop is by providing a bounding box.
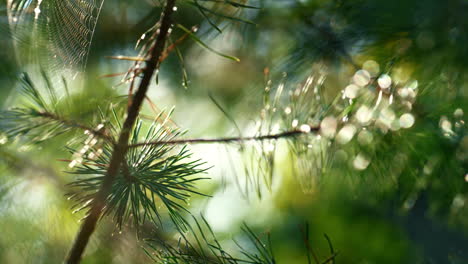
[300,124,311,133]
[265,142,275,153]
[320,116,338,138]
[0,134,7,145]
[271,123,281,133]
[399,113,415,128]
[454,108,464,118]
[439,117,453,133]
[377,74,392,89]
[344,84,360,99]
[353,154,370,170]
[292,119,299,128]
[336,124,356,144]
[34,7,41,19]
[356,105,373,124]
[68,160,77,168]
[398,88,410,98]
[353,70,371,87]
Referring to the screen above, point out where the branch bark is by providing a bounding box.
[65,1,176,263]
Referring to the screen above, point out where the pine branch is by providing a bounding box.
[36,111,114,142]
[127,127,320,148]
[66,118,209,233]
[65,1,177,263]
[1,73,113,144]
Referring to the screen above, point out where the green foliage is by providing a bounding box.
[67,114,209,231]
[1,73,71,143]
[145,216,276,264]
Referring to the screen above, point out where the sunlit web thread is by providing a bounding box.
[7,0,104,78]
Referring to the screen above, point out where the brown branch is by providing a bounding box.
[65,1,177,263]
[127,127,319,148]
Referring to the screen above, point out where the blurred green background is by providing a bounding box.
[0,0,467,263]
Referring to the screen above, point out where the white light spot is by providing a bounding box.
[265,143,275,153]
[336,124,356,144]
[353,70,371,87]
[344,84,360,99]
[0,134,7,145]
[454,108,464,118]
[68,160,78,168]
[173,6,178,11]
[284,107,292,115]
[439,117,453,133]
[320,116,338,138]
[292,119,299,128]
[353,154,370,170]
[398,88,410,98]
[377,74,392,89]
[356,105,373,124]
[399,113,415,128]
[271,123,281,133]
[300,124,311,133]
[34,0,43,20]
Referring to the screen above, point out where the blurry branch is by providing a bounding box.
[146,215,276,264]
[323,234,336,264]
[1,73,113,144]
[66,0,177,263]
[127,126,319,148]
[146,215,338,264]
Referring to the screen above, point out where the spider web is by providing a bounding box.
[7,0,104,79]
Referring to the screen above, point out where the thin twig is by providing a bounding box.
[321,252,339,264]
[127,127,319,148]
[65,1,177,263]
[37,111,114,142]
